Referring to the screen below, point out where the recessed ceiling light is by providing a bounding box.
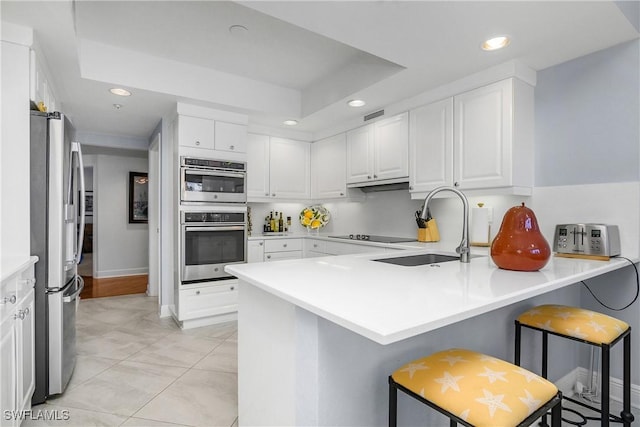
[113,104,122,110]
[283,120,298,126]
[347,99,366,107]
[481,36,510,51]
[109,88,131,96]
[229,25,248,36]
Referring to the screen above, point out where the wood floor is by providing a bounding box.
[80,274,148,299]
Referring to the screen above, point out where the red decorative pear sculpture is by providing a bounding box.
[490,203,551,271]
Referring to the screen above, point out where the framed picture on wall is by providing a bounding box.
[129,172,148,224]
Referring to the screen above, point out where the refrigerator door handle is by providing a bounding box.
[72,142,86,265]
[62,276,84,303]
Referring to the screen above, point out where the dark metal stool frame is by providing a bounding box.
[388,375,563,427]
[515,320,634,427]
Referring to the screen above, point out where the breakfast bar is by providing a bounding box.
[226,250,632,426]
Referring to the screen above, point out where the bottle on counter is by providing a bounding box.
[274,212,280,232]
[278,212,284,234]
[270,211,276,232]
[287,216,292,232]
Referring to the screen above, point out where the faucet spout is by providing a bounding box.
[420,186,470,263]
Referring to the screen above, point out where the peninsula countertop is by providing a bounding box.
[226,249,633,345]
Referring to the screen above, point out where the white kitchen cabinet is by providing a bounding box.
[264,238,303,262]
[311,133,348,199]
[304,239,328,258]
[178,115,215,150]
[247,134,311,201]
[409,98,453,193]
[247,133,271,199]
[0,258,36,427]
[247,240,265,263]
[346,112,409,186]
[453,78,533,191]
[270,138,310,199]
[178,281,238,321]
[215,121,247,153]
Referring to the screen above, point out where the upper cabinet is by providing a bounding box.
[178,115,247,154]
[215,121,247,153]
[311,133,348,199]
[346,112,409,186]
[409,98,453,193]
[409,78,534,198]
[247,134,310,201]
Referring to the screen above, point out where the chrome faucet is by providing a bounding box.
[420,186,470,263]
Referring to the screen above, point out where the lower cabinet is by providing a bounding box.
[264,239,303,262]
[178,280,238,322]
[0,259,36,427]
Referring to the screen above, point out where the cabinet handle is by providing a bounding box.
[367,175,371,180]
[229,145,235,150]
[265,193,269,196]
[196,290,201,295]
[340,192,344,196]
[283,244,287,248]
[230,286,235,291]
[259,242,263,246]
[2,295,16,305]
[373,174,378,179]
[14,310,26,320]
[409,186,413,190]
[195,140,201,146]
[266,255,271,259]
[314,244,318,248]
[272,193,276,197]
[454,182,459,187]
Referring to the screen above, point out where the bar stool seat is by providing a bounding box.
[389,348,562,427]
[515,304,634,426]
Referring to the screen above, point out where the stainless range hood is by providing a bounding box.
[347,178,409,193]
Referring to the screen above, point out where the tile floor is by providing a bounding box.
[22,293,631,427]
[25,294,238,427]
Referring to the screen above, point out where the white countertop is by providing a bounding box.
[1,255,38,282]
[227,249,633,345]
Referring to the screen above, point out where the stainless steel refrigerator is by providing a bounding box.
[30,111,86,404]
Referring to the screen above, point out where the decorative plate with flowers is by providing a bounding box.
[299,205,330,230]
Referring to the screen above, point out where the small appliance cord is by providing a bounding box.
[580,256,639,311]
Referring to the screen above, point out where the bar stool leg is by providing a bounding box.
[622,334,634,426]
[602,345,610,427]
[540,332,549,427]
[551,394,562,427]
[389,377,397,427]
[515,321,522,365]
[449,420,456,427]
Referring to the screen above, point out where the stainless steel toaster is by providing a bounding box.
[553,224,620,257]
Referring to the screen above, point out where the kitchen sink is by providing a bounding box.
[373,253,468,266]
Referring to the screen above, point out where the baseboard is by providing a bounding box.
[159,304,172,318]
[555,367,640,409]
[94,269,148,278]
[179,312,237,330]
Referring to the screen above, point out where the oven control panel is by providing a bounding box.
[182,211,246,224]
[553,224,620,257]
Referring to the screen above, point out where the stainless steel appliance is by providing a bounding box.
[553,224,620,257]
[29,111,85,403]
[329,234,417,243]
[180,157,246,204]
[181,210,247,283]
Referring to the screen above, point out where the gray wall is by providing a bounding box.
[535,39,639,186]
[535,39,640,383]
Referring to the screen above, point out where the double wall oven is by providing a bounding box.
[179,156,247,285]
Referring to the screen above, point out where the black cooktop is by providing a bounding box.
[329,234,417,244]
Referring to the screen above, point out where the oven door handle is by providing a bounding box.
[183,169,246,180]
[184,225,246,232]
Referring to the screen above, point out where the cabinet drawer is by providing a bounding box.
[264,251,303,262]
[264,239,302,253]
[305,239,327,254]
[178,115,215,149]
[179,282,238,321]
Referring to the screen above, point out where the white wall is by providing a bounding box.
[89,151,149,278]
[1,24,32,267]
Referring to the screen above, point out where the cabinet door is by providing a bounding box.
[178,115,215,149]
[409,99,453,193]
[311,133,347,199]
[373,112,409,181]
[0,318,17,427]
[179,282,238,321]
[16,289,34,413]
[346,125,374,184]
[214,122,247,153]
[247,240,265,263]
[454,80,512,189]
[269,138,310,200]
[247,133,270,199]
[264,251,303,262]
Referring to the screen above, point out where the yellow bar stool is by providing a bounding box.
[389,348,562,427]
[515,304,634,426]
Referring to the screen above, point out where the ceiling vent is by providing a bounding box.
[364,110,384,121]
